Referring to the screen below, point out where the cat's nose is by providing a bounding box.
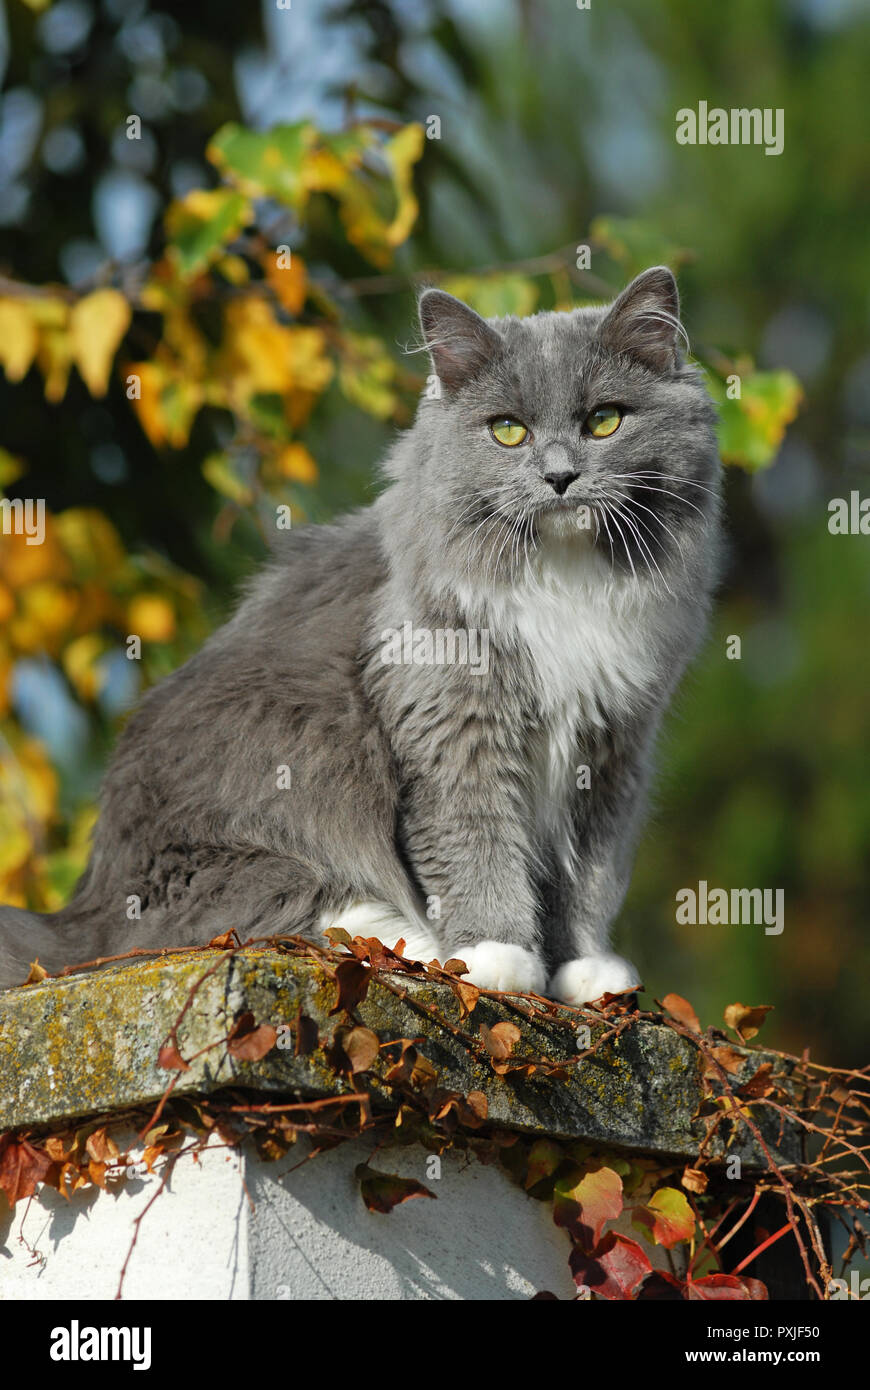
[543,469,580,496]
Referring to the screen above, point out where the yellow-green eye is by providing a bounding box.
[585,405,622,438]
[490,418,528,447]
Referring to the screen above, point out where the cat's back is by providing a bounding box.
[111,507,388,761]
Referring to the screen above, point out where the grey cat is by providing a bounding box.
[0,266,722,1001]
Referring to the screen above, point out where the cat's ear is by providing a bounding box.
[418,289,503,393]
[598,266,684,373]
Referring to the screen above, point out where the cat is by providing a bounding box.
[0,266,722,1002]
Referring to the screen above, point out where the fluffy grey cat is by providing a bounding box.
[0,266,722,1001]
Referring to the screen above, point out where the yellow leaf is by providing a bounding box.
[218,254,250,285]
[128,359,202,448]
[0,816,31,878]
[338,122,424,267]
[62,633,108,701]
[382,122,425,250]
[54,508,127,581]
[127,594,176,643]
[0,299,38,382]
[275,443,318,484]
[264,253,307,315]
[12,582,78,653]
[0,515,69,588]
[0,583,14,624]
[36,324,73,403]
[0,641,12,716]
[0,448,26,487]
[70,289,132,396]
[220,300,332,404]
[0,735,58,826]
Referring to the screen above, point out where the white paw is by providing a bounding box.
[318,900,440,962]
[454,941,547,995]
[550,953,640,1005]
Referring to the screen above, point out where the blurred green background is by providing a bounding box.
[0,0,867,1064]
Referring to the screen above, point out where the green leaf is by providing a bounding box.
[524,1138,564,1191]
[709,368,803,471]
[338,333,399,419]
[334,123,424,266]
[202,453,253,504]
[247,393,288,440]
[166,189,250,278]
[631,1186,696,1249]
[589,215,693,277]
[207,122,317,203]
[441,273,539,319]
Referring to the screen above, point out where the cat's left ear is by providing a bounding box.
[418,289,504,393]
[598,266,683,373]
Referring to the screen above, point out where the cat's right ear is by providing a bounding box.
[418,289,503,393]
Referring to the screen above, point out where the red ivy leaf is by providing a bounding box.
[0,1135,52,1206]
[687,1273,766,1300]
[554,1165,623,1249]
[570,1232,652,1300]
[636,1270,686,1300]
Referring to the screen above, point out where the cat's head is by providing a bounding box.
[404,267,720,593]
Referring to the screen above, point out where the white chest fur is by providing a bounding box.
[463,542,661,861]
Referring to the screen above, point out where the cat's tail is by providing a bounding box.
[0,904,82,989]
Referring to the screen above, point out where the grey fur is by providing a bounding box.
[0,267,722,990]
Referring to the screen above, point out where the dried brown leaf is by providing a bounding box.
[227,1012,278,1062]
[330,958,371,1014]
[662,992,701,1034]
[342,1026,381,1074]
[681,1166,708,1195]
[724,1002,773,1041]
[480,1021,522,1061]
[157,1042,190,1072]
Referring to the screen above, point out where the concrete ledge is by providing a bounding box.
[0,948,797,1167]
[0,949,807,1301]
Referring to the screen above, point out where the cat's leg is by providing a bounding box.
[317,900,441,962]
[548,727,654,1006]
[398,748,546,996]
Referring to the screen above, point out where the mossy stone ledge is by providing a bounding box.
[0,948,798,1172]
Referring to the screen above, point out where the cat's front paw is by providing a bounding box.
[550,953,640,1005]
[455,941,547,995]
